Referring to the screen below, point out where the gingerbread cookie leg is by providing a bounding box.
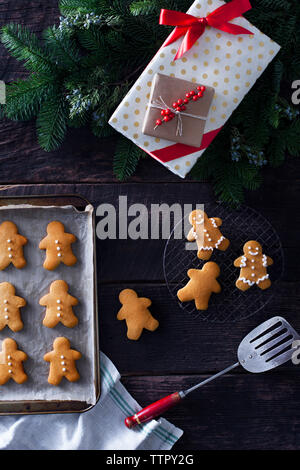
[216,237,230,252]
[257,278,271,290]
[197,248,213,261]
[236,279,252,291]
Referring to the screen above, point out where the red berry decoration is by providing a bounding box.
[155,85,207,130]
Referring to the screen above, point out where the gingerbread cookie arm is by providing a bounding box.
[209,217,222,227]
[43,351,54,362]
[65,233,77,244]
[187,227,196,242]
[266,255,273,266]
[16,234,28,246]
[71,349,82,360]
[140,298,151,308]
[212,280,222,294]
[234,256,245,267]
[187,268,198,278]
[14,350,28,362]
[117,306,126,321]
[68,294,79,307]
[12,295,26,309]
[39,294,50,307]
[39,236,48,250]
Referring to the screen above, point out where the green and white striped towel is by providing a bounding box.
[0,352,183,450]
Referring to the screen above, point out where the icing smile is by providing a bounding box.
[248,250,259,256]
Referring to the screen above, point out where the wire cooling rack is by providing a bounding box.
[163,203,284,323]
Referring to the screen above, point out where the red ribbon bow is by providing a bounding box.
[160,0,253,60]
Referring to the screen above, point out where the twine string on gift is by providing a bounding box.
[152,96,207,136]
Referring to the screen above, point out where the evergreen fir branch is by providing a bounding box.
[129,1,158,16]
[43,26,81,71]
[113,137,143,180]
[59,0,102,15]
[4,75,57,121]
[36,92,68,151]
[1,0,299,205]
[1,24,58,75]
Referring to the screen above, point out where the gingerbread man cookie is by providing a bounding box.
[44,337,81,385]
[177,262,221,310]
[0,221,27,270]
[187,210,230,260]
[117,289,159,340]
[234,240,273,291]
[39,221,77,271]
[39,280,79,328]
[0,282,26,332]
[0,338,28,385]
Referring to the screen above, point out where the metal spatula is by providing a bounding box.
[125,316,300,428]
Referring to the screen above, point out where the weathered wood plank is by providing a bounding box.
[100,282,300,375]
[121,373,300,449]
[0,183,298,281]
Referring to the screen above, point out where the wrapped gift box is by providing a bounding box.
[143,73,215,147]
[109,0,280,178]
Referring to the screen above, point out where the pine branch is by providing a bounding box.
[37,92,68,151]
[1,24,58,75]
[4,75,57,121]
[113,137,143,180]
[43,26,81,71]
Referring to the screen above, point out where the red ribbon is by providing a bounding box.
[160,0,253,60]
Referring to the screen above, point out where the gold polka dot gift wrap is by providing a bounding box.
[109,0,280,178]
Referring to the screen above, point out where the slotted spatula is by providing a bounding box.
[125,316,299,428]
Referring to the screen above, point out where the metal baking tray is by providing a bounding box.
[0,194,100,415]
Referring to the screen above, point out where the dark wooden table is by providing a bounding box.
[1,1,300,451]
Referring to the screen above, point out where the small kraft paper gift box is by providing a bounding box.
[142,73,215,147]
[109,0,280,178]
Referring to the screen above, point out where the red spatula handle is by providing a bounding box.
[125,392,182,428]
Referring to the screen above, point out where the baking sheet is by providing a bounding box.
[0,204,96,405]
